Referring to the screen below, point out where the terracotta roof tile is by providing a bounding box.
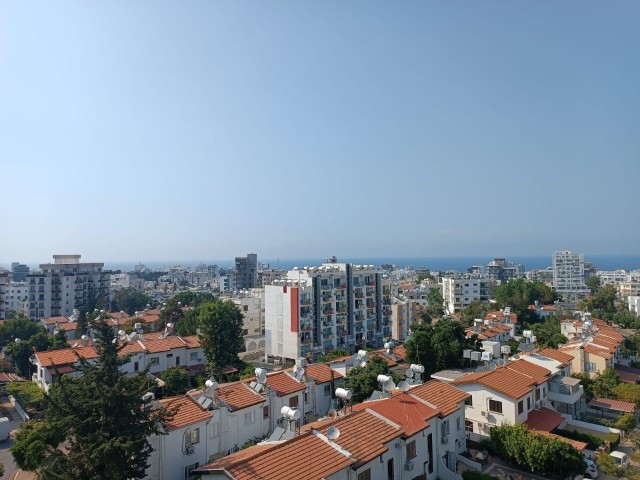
[40,316,70,325]
[505,359,552,384]
[304,363,343,384]
[160,394,211,430]
[216,382,265,411]
[410,380,470,416]
[34,346,99,367]
[525,408,566,432]
[369,351,398,366]
[180,336,201,348]
[264,371,306,397]
[353,392,438,436]
[303,409,402,465]
[588,397,635,413]
[583,344,613,360]
[196,431,353,479]
[537,348,574,366]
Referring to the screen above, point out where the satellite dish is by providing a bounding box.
[118,329,126,337]
[405,368,414,378]
[398,380,410,392]
[410,364,425,374]
[383,379,396,392]
[360,361,367,368]
[196,328,202,335]
[327,408,337,418]
[327,426,340,440]
[14,338,21,344]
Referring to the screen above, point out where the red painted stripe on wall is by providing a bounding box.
[290,287,299,333]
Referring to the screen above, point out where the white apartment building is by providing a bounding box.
[442,276,490,315]
[629,296,640,316]
[1,278,29,319]
[553,249,589,301]
[265,261,392,362]
[27,254,111,320]
[221,289,265,352]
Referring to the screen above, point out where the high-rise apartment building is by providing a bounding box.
[11,262,30,282]
[28,255,111,320]
[234,253,258,290]
[485,258,524,282]
[442,276,490,314]
[0,272,9,320]
[553,249,589,301]
[265,261,392,362]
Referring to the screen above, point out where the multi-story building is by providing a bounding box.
[552,249,589,301]
[629,296,640,316]
[11,262,30,282]
[27,254,111,320]
[442,276,490,314]
[265,261,390,362]
[2,281,29,318]
[257,267,285,288]
[234,253,258,290]
[220,289,265,353]
[485,258,524,283]
[0,272,9,320]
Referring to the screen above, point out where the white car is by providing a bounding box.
[610,450,630,469]
[584,459,598,479]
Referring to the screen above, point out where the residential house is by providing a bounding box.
[303,362,344,419]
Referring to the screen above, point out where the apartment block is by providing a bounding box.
[234,253,258,290]
[442,276,490,315]
[553,249,589,301]
[27,254,111,320]
[265,261,391,362]
[11,262,30,282]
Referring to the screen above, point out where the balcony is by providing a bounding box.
[549,376,583,405]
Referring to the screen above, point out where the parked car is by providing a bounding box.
[584,459,598,479]
[610,450,630,469]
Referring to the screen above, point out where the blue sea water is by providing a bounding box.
[102,254,640,273]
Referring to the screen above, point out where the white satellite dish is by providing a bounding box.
[410,364,425,374]
[326,426,340,441]
[405,368,414,378]
[397,380,410,392]
[383,379,396,392]
[327,408,337,418]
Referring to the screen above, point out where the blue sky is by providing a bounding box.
[1,1,639,263]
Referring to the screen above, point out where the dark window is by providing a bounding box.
[263,406,269,418]
[489,400,503,414]
[357,469,371,480]
[527,397,531,410]
[406,440,416,460]
[289,396,299,408]
[518,400,523,414]
[387,458,394,480]
[465,396,473,407]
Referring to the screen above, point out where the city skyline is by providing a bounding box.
[2,2,639,261]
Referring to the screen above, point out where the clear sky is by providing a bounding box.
[1,1,639,264]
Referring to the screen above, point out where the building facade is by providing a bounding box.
[234,254,258,290]
[442,276,490,314]
[553,249,589,301]
[11,262,30,282]
[27,255,111,320]
[265,262,391,362]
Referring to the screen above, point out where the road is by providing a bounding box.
[0,398,27,480]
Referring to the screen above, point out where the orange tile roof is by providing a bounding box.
[354,392,438,436]
[35,346,99,367]
[108,311,130,320]
[538,431,588,451]
[264,371,306,397]
[505,359,552,385]
[160,394,211,430]
[216,382,265,411]
[196,431,353,479]
[40,316,70,325]
[369,351,398,367]
[180,335,201,348]
[410,380,471,416]
[525,408,566,432]
[393,345,407,360]
[57,322,78,331]
[305,363,343,384]
[303,409,402,466]
[589,397,635,413]
[583,344,613,360]
[143,336,188,353]
[485,310,518,323]
[537,348,574,366]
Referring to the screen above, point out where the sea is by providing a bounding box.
[99,254,640,273]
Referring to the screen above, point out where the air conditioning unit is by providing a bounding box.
[185,446,195,455]
[404,461,414,472]
[480,410,488,417]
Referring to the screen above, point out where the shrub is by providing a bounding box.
[462,471,499,480]
[615,413,637,432]
[554,428,603,450]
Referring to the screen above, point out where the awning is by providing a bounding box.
[588,397,635,414]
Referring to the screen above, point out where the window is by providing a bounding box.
[263,406,269,419]
[406,440,416,460]
[535,388,540,401]
[190,352,199,361]
[184,462,199,480]
[185,428,200,446]
[457,416,461,431]
[465,396,473,407]
[527,397,531,410]
[289,396,299,408]
[586,362,596,372]
[357,469,371,480]
[244,411,255,426]
[148,357,159,366]
[518,400,523,415]
[465,420,473,432]
[324,384,331,396]
[488,399,503,414]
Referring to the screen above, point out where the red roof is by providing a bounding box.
[264,371,306,397]
[537,348,574,366]
[215,382,265,411]
[160,395,211,430]
[410,380,471,416]
[353,392,439,436]
[525,408,566,432]
[588,397,635,413]
[304,363,343,384]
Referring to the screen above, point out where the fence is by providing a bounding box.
[9,393,30,421]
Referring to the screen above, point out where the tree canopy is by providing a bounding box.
[11,316,174,480]
[405,319,477,376]
[197,299,245,375]
[494,278,558,322]
[343,356,389,403]
[110,288,153,315]
[161,366,190,395]
[425,288,444,318]
[0,317,44,347]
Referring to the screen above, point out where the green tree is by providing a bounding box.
[592,368,620,398]
[612,382,640,407]
[0,318,45,347]
[459,300,494,327]
[11,316,174,480]
[587,275,602,296]
[614,413,636,433]
[157,301,184,330]
[317,349,349,363]
[75,310,89,338]
[405,319,476,376]
[161,367,190,395]
[111,288,153,315]
[197,300,244,375]
[426,288,444,317]
[171,291,216,307]
[528,315,566,349]
[343,356,389,403]
[494,278,558,322]
[176,308,199,336]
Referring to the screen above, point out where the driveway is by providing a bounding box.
[0,398,26,479]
